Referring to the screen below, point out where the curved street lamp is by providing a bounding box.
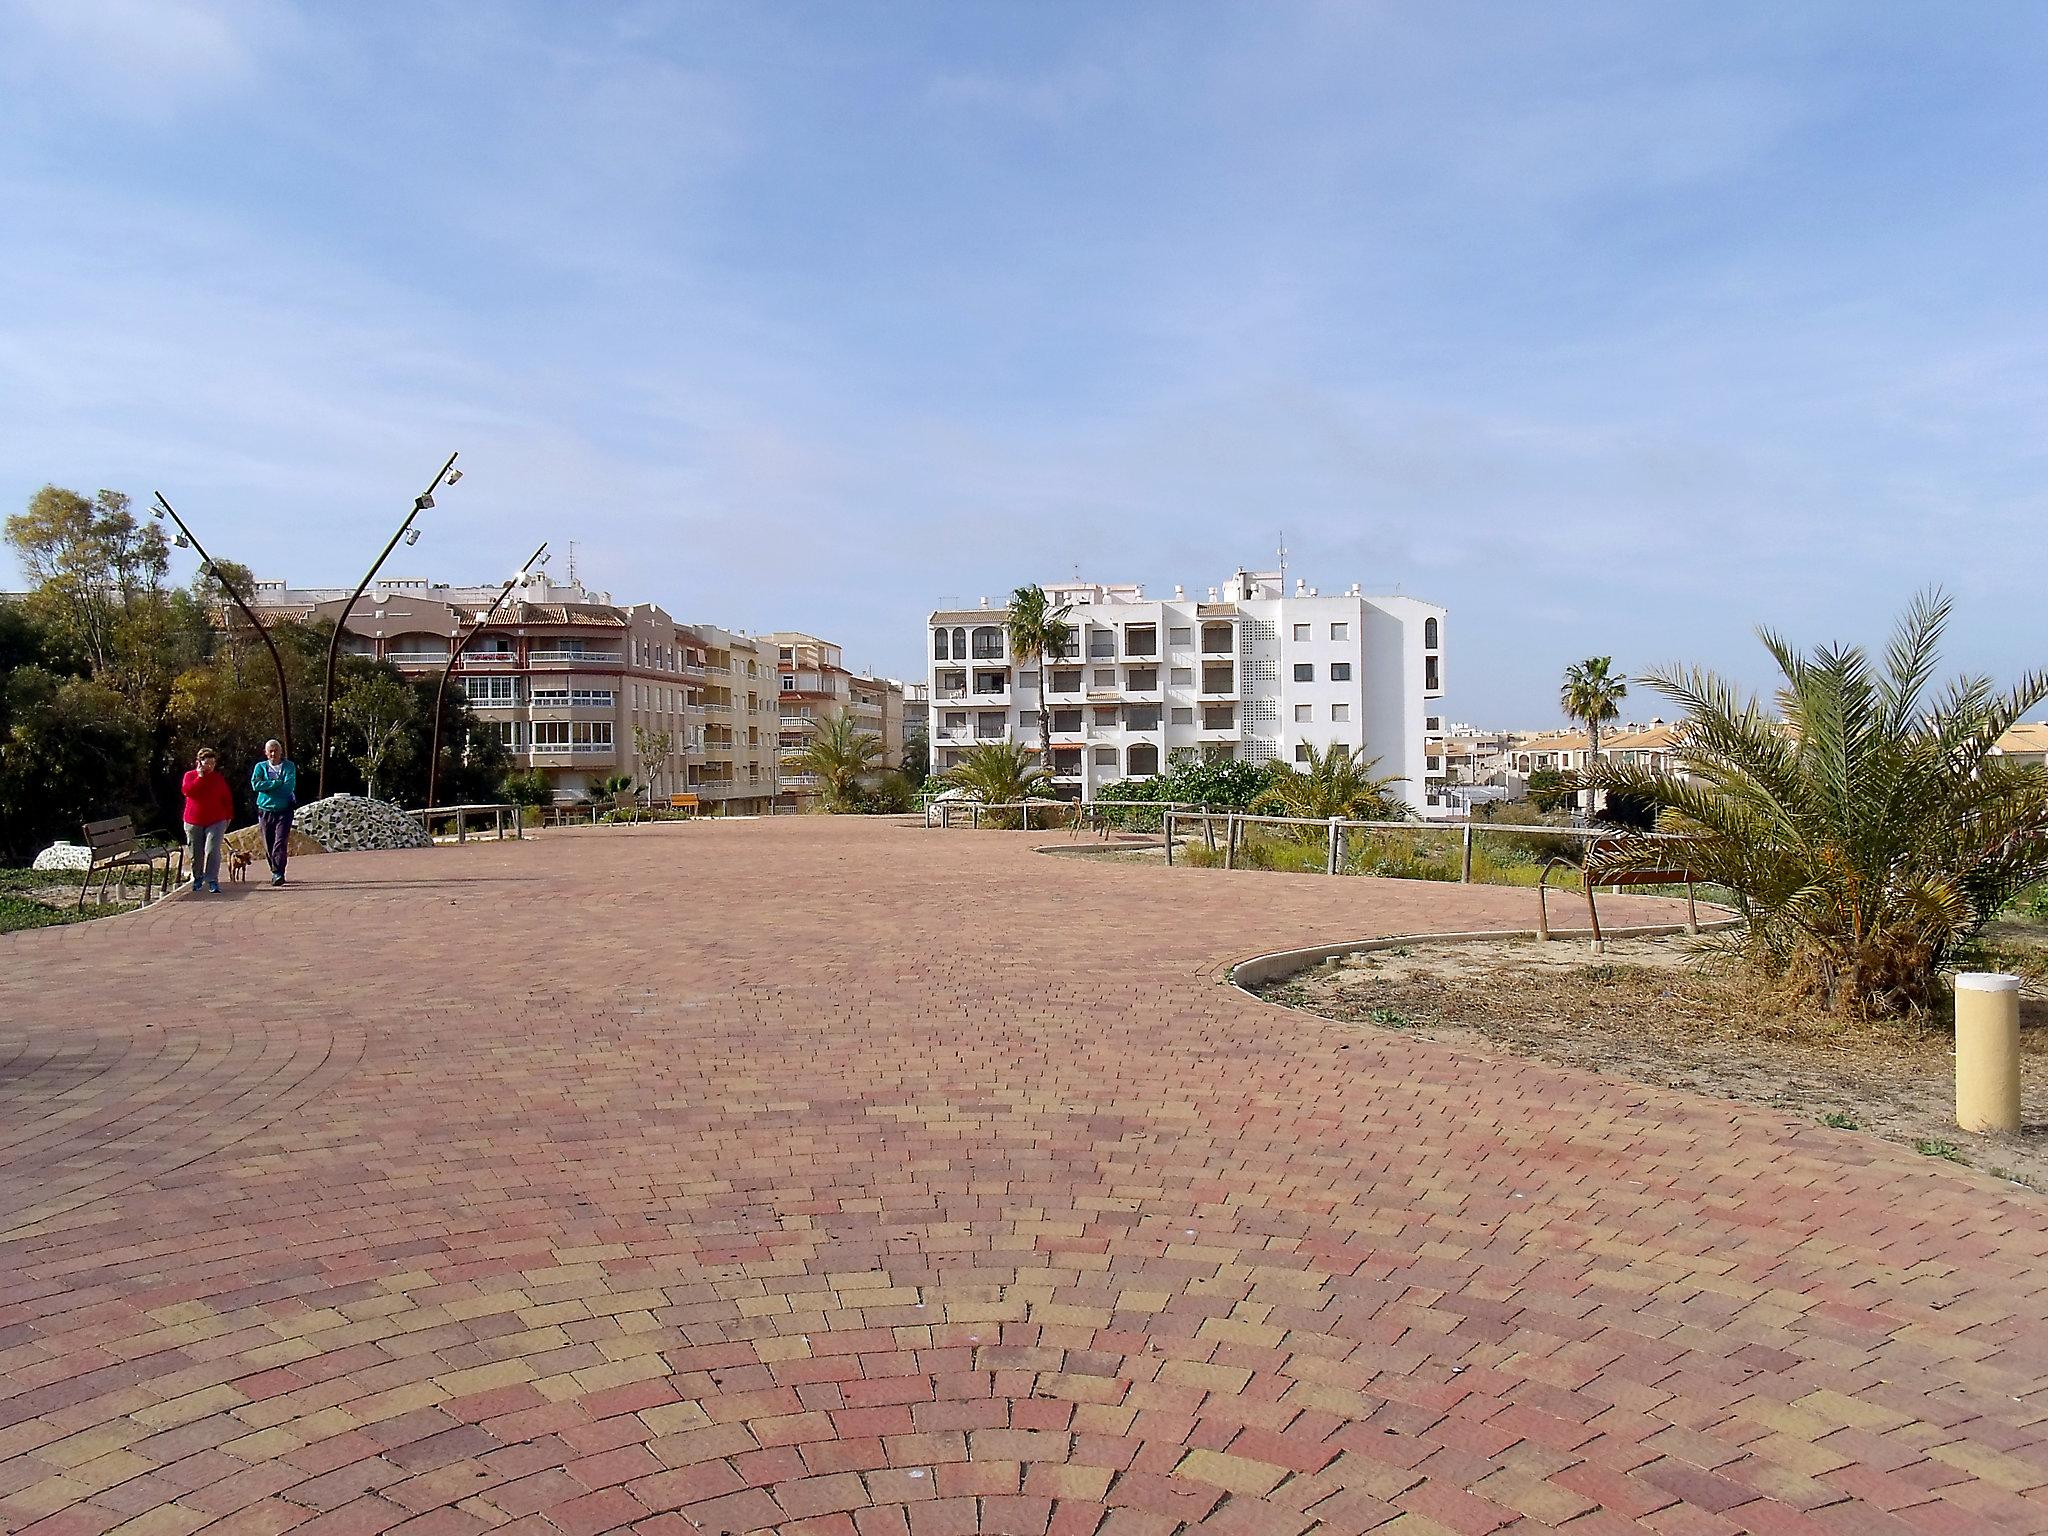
[151,492,295,760]
[318,451,460,798]
[426,541,549,812]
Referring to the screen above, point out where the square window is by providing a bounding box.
[1330,622,1348,641]
[1169,626,1192,646]
[1332,742,1350,759]
[1294,743,1311,763]
[1171,707,1194,725]
[1093,747,1118,766]
[1330,662,1351,682]
[1169,667,1193,685]
[1292,623,1310,641]
[1293,703,1312,722]
[1331,703,1350,722]
[1293,663,1314,683]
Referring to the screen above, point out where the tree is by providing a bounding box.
[1525,767,1576,814]
[782,711,883,812]
[1251,744,1409,823]
[5,486,169,678]
[0,667,146,862]
[1584,590,2048,1017]
[1560,656,1628,762]
[937,740,1052,811]
[900,727,930,788]
[334,672,417,801]
[502,768,554,809]
[1005,584,1073,767]
[633,725,673,803]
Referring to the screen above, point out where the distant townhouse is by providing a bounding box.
[926,565,1444,809]
[769,632,907,810]
[1991,722,2048,768]
[252,573,779,812]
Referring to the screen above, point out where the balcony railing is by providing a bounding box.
[529,649,620,664]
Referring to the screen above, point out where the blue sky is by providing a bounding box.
[3,2,2043,725]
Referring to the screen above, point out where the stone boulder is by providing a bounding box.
[32,842,92,872]
[223,795,431,857]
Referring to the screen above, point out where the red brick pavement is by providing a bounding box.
[1,818,2044,1536]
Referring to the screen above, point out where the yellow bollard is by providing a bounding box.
[1955,972,2022,1134]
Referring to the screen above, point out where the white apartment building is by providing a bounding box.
[927,566,1444,809]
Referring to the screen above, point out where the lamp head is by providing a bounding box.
[445,467,463,485]
[414,493,435,511]
[403,527,422,547]
[172,532,191,549]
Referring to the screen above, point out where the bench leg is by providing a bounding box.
[1685,879,1699,936]
[1584,879,1604,954]
[1535,882,1550,942]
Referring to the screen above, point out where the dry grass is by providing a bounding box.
[1260,933,2048,1192]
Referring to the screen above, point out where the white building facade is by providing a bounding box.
[927,567,1444,809]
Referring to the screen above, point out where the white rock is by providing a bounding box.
[32,842,92,871]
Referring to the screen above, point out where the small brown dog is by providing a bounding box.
[225,848,252,884]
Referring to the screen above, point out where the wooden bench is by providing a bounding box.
[668,794,699,816]
[78,816,183,910]
[1537,837,1698,951]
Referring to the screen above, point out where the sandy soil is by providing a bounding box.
[1260,934,2048,1192]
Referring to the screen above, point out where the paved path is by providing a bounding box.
[2,819,2043,1536]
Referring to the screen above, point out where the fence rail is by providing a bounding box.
[921,795,1695,885]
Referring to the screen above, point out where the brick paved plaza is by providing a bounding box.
[2,819,2045,1536]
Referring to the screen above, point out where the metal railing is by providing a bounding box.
[413,802,523,842]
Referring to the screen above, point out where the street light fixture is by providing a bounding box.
[151,491,296,760]
[426,541,548,812]
[318,451,460,798]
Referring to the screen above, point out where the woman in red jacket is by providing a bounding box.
[181,747,235,894]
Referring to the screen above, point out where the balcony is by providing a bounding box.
[461,650,519,668]
[529,649,620,665]
[1199,666,1236,697]
[384,650,449,668]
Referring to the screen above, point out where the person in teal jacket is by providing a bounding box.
[251,739,298,886]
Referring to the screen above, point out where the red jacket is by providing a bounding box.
[181,767,235,827]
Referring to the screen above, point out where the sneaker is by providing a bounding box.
[271,872,284,886]
[207,881,221,894]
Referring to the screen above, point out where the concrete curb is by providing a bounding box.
[1224,915,1744,992]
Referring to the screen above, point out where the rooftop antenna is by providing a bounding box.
[566,541,577,586]
[1277,530,1289,588]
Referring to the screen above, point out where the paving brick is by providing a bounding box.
[0,821,2041,1536]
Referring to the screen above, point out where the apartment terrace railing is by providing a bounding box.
[529,649,620,664]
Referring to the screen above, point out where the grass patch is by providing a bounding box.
[0,866,142,933]
[1818,1110,1861,1130]
[1914,1138,1968,1164]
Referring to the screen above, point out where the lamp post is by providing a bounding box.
[426,542,548,813]
[318,452,461,798]
[151,492,295,761]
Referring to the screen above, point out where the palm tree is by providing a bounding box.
[782,711,883,813]
[1006,584,1073,766]
[1561,656,1628,761]
[1583,590,2048,1017]
[1251,744,1410,824]
[937,740,1051,825]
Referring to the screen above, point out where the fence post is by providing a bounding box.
[1203,809,1216,853]
[1023,800,1031,833]
[1225,813,1237,869]
[1461,823,1474,882]
[1327,816,1341,875]
[1164,808,1175,866]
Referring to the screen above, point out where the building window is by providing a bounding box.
[1293,663,1314,682]
[1087,630,1115,659]
[971,626,1003,659]
[1294,703,1312,722]
[1093,705,1117,725]
[534,721,570,749]
[1169,626,1192,646]
[462,675,519,705]
[1170,667,1193,686]
[1330,662,1351,683]
[1332,742,1350,758]
[1171,707,1194,725]
[951,627,966,659]
[1092,668,1116,686]
[1294,743,1311,764]
[1052,668,1081,693]
[1330,622,1348,641]
[1292,623,1311,641]
[1424,617,1439,649]
[781,675,795,691]
[1093,747,1117,766]
[1127,667,1157,690]
[933,629,949,660]
[1331,703,1350,722]
[1053,708,1082,733]
[1425,656,1440,690]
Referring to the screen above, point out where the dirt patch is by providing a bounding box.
[1259,934,2048,1192]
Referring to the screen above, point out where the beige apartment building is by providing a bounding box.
[770,632,907,811]
[262,573,779,812]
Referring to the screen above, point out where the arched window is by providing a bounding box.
[1423,617,1439,649]
[933,628,949,660]
[971,626,1002,660]
[951,627,966,660]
